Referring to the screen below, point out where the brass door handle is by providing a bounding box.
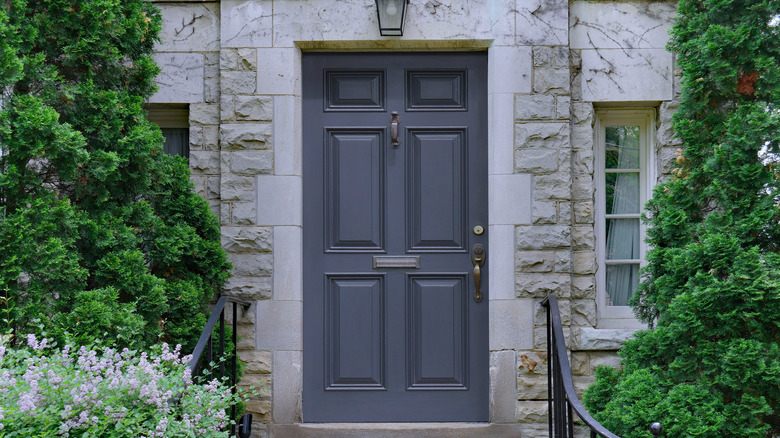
[390,111,401,147]
[471,244,486,303]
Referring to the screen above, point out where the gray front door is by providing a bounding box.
[302,52,488,422]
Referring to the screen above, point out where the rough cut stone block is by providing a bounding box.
[516,273,571,298]
[221,95,235,122]
[189,151,220,174]
[533,46,554,67]
[573,149,594,174]
[533,173,571,200]
[657,101,680,147]
[238,48,257,71]
[516,225,571,249]
[515,94,555,120]
[554,250,571,273]
[156,3,220,52]
[221,71,257,95]
[573,200,594,224]
[244,400,271,422]
[575,327,639,350]
[238,373,271,397]
[573,251,596,275]
[220,174,255,202]
[221,226,272,253]
[516,401,548,424]
[571,174,594,200]
[231,202,257,226]
[516,0,568,45]
[572,226,595,251]
[221,124,272,150]
[515,148,559,173]
[517,374,548,400]
[239,350,272,374]
[558,201,572,225]
[532,201,557,224]
[224,277,272,301]
[515,123,569,150]
[570,0,676,50]
[571,299,596,327]
[555,95,570,119]
[204,126,219,151]
[235,95,273,121]
[190,103,219,125]
[150,53,204,104]
[534,326,571,349]
[517,350,549,376]
[229,253,273,277]
[220,49,240,71]
[516,251,555,273]
[533,67,570,95]
[572,276,595,299]
[221,0,273,48]
[588,351,622,373]
[229,151,274,175]
[581,49,673,102]
[570,352,589,376]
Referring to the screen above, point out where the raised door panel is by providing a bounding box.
[325,129,385,252]
[407,275,469,390]
[407,129,468,252]
[325,275,386,390]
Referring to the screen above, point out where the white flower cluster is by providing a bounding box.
[0,335,241,437]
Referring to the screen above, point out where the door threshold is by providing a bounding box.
[272,422,528,438]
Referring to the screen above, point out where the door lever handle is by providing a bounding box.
[390,111,401,147]
[471,244,486,303]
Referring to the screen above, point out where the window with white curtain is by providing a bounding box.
[595,109,656,326]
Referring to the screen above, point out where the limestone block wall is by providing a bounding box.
[147,1,681,436]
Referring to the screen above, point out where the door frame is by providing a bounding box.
[260,41,525,425]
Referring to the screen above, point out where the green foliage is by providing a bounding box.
[585,1,780,436]
[0,1,230,351]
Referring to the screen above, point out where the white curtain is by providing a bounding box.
[605,127,640,306]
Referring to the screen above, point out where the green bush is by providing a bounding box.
[584,1,780,436]
[0,335,244,437]
[0,1,230,350]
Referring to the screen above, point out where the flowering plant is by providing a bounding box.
[0,334,242,437]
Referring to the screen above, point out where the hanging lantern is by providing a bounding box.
[375,0,409,36]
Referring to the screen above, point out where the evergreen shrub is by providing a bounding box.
[584,1,780,436]
[0,0,230,350]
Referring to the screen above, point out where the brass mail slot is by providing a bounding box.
[372,256,420,269]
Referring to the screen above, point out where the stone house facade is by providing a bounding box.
[147,1,680,436]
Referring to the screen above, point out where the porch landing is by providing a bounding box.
[272,423,533,437]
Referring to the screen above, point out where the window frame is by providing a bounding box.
[145,104,190,159]
[594,108,656,327]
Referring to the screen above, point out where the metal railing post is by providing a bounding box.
[542,294,659,438]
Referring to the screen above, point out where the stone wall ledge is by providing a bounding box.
[573,327,641,351]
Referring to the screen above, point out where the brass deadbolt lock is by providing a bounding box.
[473,225,485,235]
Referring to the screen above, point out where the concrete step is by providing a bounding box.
[271,423,537,438]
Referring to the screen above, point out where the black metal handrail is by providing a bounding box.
[541,295,661,438]
[188,295,253,437]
